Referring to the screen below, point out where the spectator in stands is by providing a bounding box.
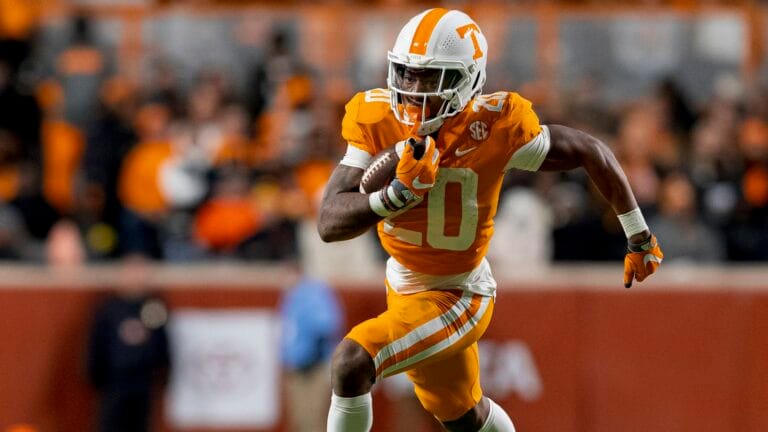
[211,102,254,168]
[246,24,300,122]
[488,176,554,275]
[279,266,343,432]
[0,201,35,260]
[46,218,85,266]
[154,74,237,261]
[1,6,767,267]
[36,79,84,218]
[144,59,183,118]
[232,176,303,261]
[193,167,260,256]
[0,48,58,241]
[294,155,382,279]
[87,255,170,432]
[253,68,317,173]
[55,14,112,130]
[613,101,662,208]
[117,99,176,259]
[724,114,768,260]
[81,76,138,259]
[656,78,697,139]
[649,172,725,262]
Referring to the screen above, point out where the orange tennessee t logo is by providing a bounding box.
[456,23,483,60]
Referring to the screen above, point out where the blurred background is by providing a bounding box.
[0,0,767,431]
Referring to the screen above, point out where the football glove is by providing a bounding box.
[394,136,440,198]
[373,136,440,215]
[623,234,664,288]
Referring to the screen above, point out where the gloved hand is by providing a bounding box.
[623,234,664,288]
[394,136,440,197]
[379,136,440,213]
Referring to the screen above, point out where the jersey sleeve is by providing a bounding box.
[505,125,551,172]
[340,92,374,169]
[341,92,371,151]
[340,90,393,169]
[494,92,549,172]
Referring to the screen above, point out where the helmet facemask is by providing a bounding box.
[387,56,479,136]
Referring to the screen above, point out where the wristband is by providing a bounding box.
[628,235,657,253]
[617,207,649,238]
[368,182,420,218]
[383,184,406,209]
[369,190,393,217]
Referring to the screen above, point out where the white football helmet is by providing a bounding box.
[388,8,488,135]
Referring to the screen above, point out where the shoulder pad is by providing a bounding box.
[503,92,534,117]
[463,91,541,147]
[345,89,392,125]
[468,91,510,118]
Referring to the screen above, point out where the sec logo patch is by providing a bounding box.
[469,121,489,141]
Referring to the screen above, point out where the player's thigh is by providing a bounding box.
[345,288,493,381]
[407,342,482,422]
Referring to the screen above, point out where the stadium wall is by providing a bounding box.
[0,264,766,432]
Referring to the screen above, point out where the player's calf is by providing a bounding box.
[441,397,516,432]
[330,339,376,397]
[328,340,376,432]
[441,397,490,431]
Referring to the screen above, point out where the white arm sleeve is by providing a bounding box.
[504,125,551,172]
[340,144,373,169]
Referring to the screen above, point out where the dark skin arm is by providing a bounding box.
[318,125,647,244]
[541,124,650,244]
[317,164,383,242]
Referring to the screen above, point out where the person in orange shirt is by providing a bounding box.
[36,80,85,216]
[318,9,664,432]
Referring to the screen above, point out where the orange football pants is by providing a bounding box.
[346,285,494,421]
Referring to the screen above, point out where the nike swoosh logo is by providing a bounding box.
[455,146,477,157]
[643,254,662,266]
[412,176,434,190]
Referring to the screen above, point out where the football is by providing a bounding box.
[359,147,399,193]
[359,139,427,193]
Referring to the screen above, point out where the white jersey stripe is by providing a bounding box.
[380,294,492,378]
[372,290,474,374]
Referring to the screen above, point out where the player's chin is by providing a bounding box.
[403,97,423,108]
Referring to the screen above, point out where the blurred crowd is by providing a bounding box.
[521,73,768,264]
[0,8,767,267]
[0,12,343,264]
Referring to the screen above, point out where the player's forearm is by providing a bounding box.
[318,164,383,242]
[544,125,648,242]
[579,137,650,243]
[581,138,637,214]
[317,192,382,242]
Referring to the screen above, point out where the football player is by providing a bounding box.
[318,8,663,432]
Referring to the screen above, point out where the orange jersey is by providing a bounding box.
[342,89,542,275]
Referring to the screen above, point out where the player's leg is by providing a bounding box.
[407,343,516,432]
[328,287,494,432]
[441,396,490,431]
[326,339,375,432]
[327,287,465,431]
[442,397,516,432]
[330,339,376,396]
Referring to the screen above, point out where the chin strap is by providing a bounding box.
[416,118,444,136]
